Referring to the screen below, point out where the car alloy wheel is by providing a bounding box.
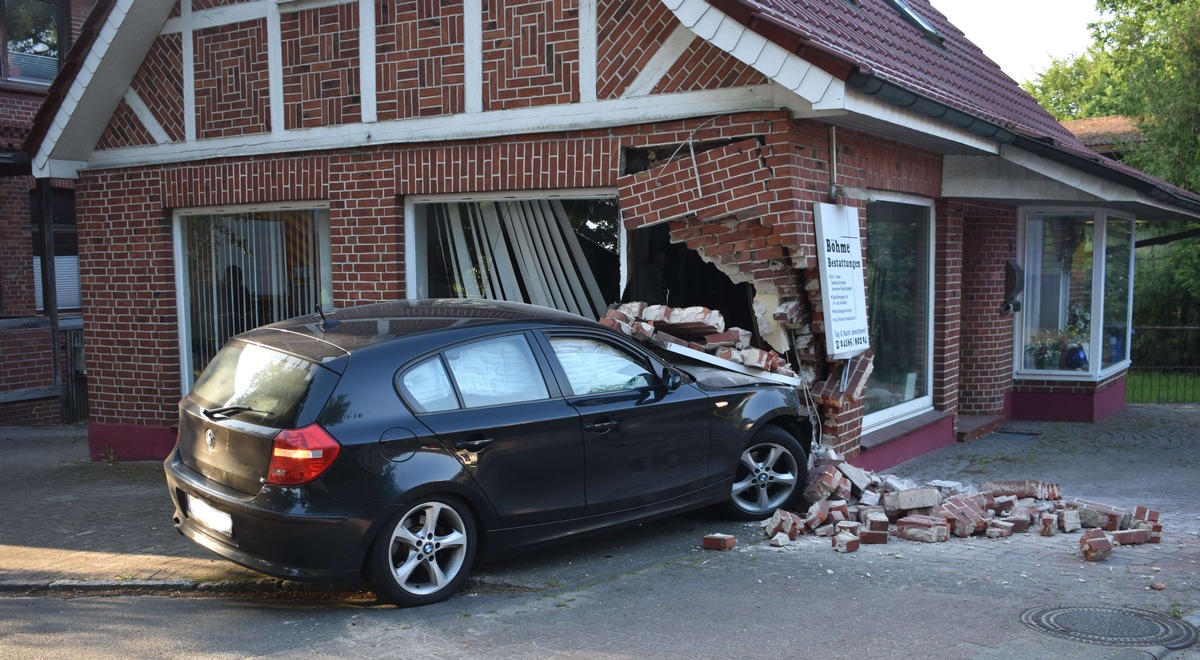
[366,496,476,606]
[726,426,806,519]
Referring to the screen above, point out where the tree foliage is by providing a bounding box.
[1023,2,1200,330]
[5,0,59,56]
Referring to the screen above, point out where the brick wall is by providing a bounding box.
[0,175,34,317]
[654,38,768,94]
[957,201,1018,415]
[0,323,61,425]
[481,0,579,109]
[596,0,675,99]
[933,200,962,417]
[195,20,271,139]
[282,4,362,129]
[376,0,465,121]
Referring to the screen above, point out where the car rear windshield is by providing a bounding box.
[190,341,325,429]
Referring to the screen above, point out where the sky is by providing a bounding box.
[928,0,1102,83]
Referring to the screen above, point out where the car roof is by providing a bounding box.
[239,298,603,357]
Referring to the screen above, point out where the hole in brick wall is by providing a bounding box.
[623,137,753,176]
[625,223,756,336]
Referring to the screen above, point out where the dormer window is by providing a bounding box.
[883,0,944,46]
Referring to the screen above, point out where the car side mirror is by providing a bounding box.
[660,367,682,391]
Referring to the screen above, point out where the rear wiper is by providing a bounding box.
[203,405,276,420]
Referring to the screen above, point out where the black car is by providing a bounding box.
[165,299,812,606]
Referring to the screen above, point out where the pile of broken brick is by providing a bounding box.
[599,302,802,377]
[707,452,1164,563]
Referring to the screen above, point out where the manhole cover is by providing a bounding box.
[1021,605,1198,649]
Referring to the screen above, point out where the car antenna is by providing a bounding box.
[316,305,339,331]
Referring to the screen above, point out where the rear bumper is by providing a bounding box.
[164,450,383,585]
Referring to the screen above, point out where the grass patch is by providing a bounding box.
[1126,370,1200,403]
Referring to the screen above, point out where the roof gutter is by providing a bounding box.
[847,71,1200,215]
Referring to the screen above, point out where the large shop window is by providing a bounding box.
[408,196,620,318]
[175,207,332,387]
[1018,210,1134,377]
[2,0,63,84]
[863,200,934,430]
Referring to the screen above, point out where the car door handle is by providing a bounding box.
[454,438,494,452]
[584,419,619,434]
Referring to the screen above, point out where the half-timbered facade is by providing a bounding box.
[24,0,1200,465]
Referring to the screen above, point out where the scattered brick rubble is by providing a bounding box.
[600,302,799,377]
[742,449,1164,562]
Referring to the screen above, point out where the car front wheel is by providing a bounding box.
[724,426,807,520]
[365,496,476,607]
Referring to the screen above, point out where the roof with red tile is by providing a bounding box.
[718,0,1086,149]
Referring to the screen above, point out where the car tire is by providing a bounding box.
[365,495,477,607]
[723,425,808,520]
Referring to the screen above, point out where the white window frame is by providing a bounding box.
[862,192,936,434]
[403,188,626,303]
[1013,206,1135,381]
[172,201,332,393]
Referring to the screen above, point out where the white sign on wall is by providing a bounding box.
[814,203,870,359]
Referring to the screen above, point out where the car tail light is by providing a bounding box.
[266,424,341,486]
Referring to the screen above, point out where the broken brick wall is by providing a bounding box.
[957,201,1018,416]
[618,118,943,459]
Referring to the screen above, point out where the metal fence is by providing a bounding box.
[62,327,88,423]
[1127,326,1200,403]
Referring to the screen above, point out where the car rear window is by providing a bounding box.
[190,341,324,429]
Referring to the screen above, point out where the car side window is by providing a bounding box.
[398,356,460,413]
[444,335,550,408]
[549,336,655,395]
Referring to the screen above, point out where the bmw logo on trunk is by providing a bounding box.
[205,429,216,450]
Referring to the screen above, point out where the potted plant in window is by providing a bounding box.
[1025,329,1064,369]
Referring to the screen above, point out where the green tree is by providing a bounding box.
[5,0,59,56]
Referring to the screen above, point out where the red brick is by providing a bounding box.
[859,530,889,544]
[1111,529,1149,546]
[703,533,736,550]
[1079,529,1113,561]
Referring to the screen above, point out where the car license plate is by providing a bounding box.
[187,494,233,537]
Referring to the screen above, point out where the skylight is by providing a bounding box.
[883,0,944,46]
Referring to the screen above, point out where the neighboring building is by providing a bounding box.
[1,0,98,424]
[22,0,1200,467]
[1061,115,1144,160]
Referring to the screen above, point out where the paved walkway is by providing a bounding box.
[1,405,1198,656]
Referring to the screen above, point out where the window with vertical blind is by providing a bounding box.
[407,195,621,319]
[175,206,331,387]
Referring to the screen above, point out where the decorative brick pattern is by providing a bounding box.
[194,20,271,139]
[654,38,768,94]
[96,100,157,149]
[282,4,361,129]
[482,0,579,109]
[596,0,676,99]
[126,33,185,144]
[376,0,465,121]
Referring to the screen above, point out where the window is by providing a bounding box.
[30,186,79,311]
[175,206,332,387]
[2,0,63,85]
[407,195,620,319]
[398,356,460,413]
[1017,210,1134,378]
[443,335,549,408]
[549,336,654,395]
[863,199,934,429]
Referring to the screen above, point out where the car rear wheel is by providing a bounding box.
[365,496,476,607]
[724,426,807,520]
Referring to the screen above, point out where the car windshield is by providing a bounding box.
[191,341,323,429]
